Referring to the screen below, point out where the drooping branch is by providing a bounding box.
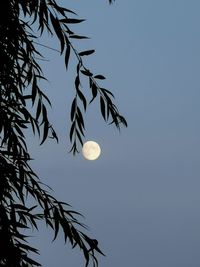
[0,1,126,267]
[16,0,127,153]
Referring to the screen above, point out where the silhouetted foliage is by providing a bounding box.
[0,0,126,266]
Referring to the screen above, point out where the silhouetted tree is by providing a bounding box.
[0,0,127,266]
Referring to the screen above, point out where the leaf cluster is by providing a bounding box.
[0,153,104,267]
[0,0,126,267]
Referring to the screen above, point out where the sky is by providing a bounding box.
[27,1,200,267]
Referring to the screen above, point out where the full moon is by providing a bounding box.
[82,141,101,160]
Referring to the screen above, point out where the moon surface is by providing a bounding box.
[82,141,101,160]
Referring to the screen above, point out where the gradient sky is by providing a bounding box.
[28,1,200,266]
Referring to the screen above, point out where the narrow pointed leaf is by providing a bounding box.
[100,97,106,121]
[69,35,89,39]
[70,98,76,121]
[79,50,95,56]
[94,74,106,80]
[65,42,71,70]
[77,90,87,111]
[60,18,85,24]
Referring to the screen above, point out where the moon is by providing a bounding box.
[82,141,101,160]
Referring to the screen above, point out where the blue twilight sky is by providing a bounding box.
[28,1,200,267]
